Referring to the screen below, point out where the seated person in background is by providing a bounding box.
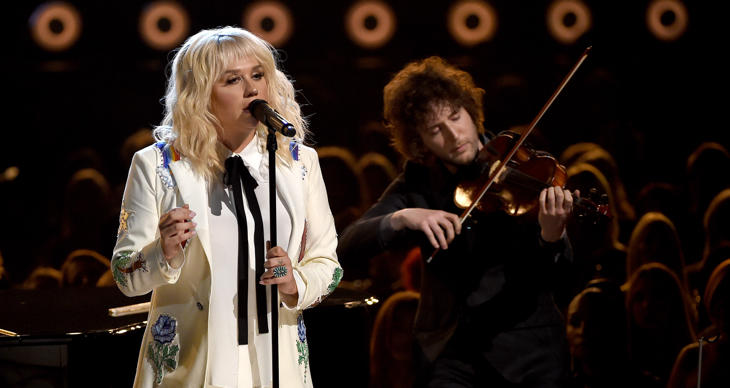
[668,259,730,388]
[560,142,635,245]
[41,167,116,269]
[317,146,366,234]
[685,242,730,330]
[683,142,730,265]
[60,249,111,287]
[625,263,696,388]
[22,266,62,289]
[369,290,420,388]
[634,181,683,227]
[0,251,10,289]
[564,162,626,295]
[626,212,690,292]
[565,284,630,388]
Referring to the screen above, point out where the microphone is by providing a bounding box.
[248,99,296,137]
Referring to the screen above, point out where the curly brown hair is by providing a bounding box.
[383,56,485,162]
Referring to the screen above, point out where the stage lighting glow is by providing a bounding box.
[345,0,396,49]
[139,1,190,51]
[546,0,592,45]
[646,0,688,42]
[29,2,82,52]
[447,0,497,47]
[243,1,294,47]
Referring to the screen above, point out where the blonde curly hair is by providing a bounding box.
[154,26,308,181]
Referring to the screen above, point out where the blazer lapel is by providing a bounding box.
[169,159,213,265]
[167,154,303,268]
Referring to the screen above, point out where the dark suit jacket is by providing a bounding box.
[338,158,573,384]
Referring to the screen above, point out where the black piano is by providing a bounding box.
[0,286,376,387]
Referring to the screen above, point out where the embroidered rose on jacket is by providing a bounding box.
[296,314,309,383]
[297,314,307,344]
[147,314,179,384]
[152,314,177,344]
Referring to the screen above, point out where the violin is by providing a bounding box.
[427,46,603,263]
[454,130,611,225]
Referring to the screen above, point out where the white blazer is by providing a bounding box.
[111,141,342,387]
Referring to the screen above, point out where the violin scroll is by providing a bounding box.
[573,187,612,226]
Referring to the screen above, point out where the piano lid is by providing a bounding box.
[0,287,149,338]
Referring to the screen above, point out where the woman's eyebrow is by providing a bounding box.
[222,64,264,74]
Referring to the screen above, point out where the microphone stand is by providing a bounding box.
[251,97,295,388]
[265,128,280,388]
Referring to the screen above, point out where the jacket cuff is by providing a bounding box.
[282,271,305,310]
[538,229,573,264]
[379,213,398,246]
[156,240,185,283]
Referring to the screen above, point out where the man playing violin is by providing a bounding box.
[338,56,575,387]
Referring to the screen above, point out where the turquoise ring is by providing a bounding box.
[273,265,288,278]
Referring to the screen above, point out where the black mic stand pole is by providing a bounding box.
[265,127,280,388]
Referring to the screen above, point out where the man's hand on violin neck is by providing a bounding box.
[391,208,462,250]
[538,187,576,242]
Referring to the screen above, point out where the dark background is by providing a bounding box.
[3,0,723,293]
[0,0,724,386]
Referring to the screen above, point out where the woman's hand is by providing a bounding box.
[159,204,197,268]
[260,245,298,305]
[538,187,577,242]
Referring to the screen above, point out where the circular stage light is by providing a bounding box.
[447,0,497,47]
[546,0,592,45]
[646,0,688,42]
[345,0,396,49]
[139,1,190,50]
[243,1,294,47]
[29,2,82,52]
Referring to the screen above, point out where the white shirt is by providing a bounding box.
[206,136,303,388]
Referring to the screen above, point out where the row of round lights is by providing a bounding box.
[30,0,689,52]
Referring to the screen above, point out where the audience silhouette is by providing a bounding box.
[566,284,629,388]
[625,263,696,387]
[626,212,689,291]
[60,249,111,288]
[668,259,730,388]
[21,266,62,290]
[683,143,730,266]
[561,143,636,244]
[369,290,420,388]
[564,162,626,292]
[317,146,366,234]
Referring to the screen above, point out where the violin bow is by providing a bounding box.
[427,46,592,263]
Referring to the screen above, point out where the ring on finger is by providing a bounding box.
[273,265,288,278]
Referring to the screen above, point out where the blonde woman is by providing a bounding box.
[112,26,342,387]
